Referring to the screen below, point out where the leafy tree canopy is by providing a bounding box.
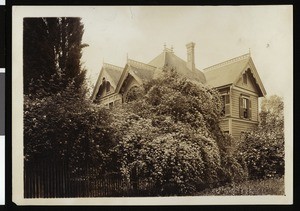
[240,95,284,179]
[23,17,88,96]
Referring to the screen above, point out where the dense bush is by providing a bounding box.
[239,95,284,179]
[109,68,247,195]
[24,84,114,179]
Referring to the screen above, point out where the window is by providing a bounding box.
[106,81,111,93]
[221,94,230,116]
[240,96,251,119]
[109,102,113,109]
[243,73,247,84]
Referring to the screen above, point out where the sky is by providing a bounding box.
[12,5,293,97]
[77,6,293,98]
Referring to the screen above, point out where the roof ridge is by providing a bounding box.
[203,53,250,72]
[128,59,157,70]
[103,63,123,71]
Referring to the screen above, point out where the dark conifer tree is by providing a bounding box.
[23,17,88,96]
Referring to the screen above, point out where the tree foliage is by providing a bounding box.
[23,17,96,178]
[239,95,284,179]
[24,83,114,179]
[23,17,88,95]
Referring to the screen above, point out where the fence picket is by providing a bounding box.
[24,161,156,198]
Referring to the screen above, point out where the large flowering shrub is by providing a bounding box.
[109,68,247,195]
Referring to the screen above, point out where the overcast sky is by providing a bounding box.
[13,6,293,97]
[77,6,293,97]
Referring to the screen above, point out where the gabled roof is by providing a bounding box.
[203,53,250,88]
[148,50,206,83]
[90,63,123,100]
[203,53,266,96]
[127,59,156,82]
[115,59,157,93]
[102,63,123,87]
[92,45,267,101]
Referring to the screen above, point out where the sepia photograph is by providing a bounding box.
[12,6,293,205]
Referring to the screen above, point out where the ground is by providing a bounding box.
[197,177,284,196]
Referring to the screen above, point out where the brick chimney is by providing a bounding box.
[186,42,195,71]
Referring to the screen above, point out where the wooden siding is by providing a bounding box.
[219,119,229,132]
[231,88,258,122]
[231,119,257,140]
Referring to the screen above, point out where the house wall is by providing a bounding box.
[217,83,260,140]
[98,93,123,107]
[219,119,229,132]
[231,119,257,140]
[231,88,259,122]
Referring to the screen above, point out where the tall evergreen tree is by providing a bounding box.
[23,17,88,96]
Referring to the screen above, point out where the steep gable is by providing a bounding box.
[236,69,259,93]
[91,63,123,101]
[203,53,250,88]
[114,59,157,94]
[234,57,267,97]
[203,53,266,97]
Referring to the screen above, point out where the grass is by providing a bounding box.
[197,177,285,196]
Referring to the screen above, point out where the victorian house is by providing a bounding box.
[91,42,266,140]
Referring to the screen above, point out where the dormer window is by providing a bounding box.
[243,73,247,84]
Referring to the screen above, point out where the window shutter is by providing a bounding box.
[225,94,230,115]
[248,99,252,119]
[239,96,243,118]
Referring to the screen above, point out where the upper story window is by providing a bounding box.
[221,94,230,116]
[240,95,252,119]
[243,73,247,84]
[106,81,111,93]
[101,77,112,94]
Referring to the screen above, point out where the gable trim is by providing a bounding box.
[204,53,250,72]
[233,57,267,97]
[91,67,104,101]
[115,64,130,93]
[115,63,145,94]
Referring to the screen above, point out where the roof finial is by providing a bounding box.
[164,42,166,51]
[249,48,251,56]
